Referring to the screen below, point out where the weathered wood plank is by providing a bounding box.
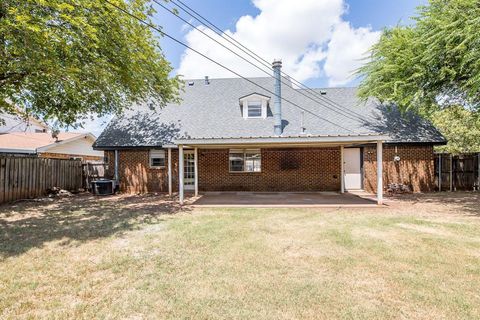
[5,158,11,203]
[12,158,18,201]
[0,157,85,204]
[30,158,38,198]
[0,158,5,203]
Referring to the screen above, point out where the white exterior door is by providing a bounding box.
[183,150,195,191]
[344,148,362,190]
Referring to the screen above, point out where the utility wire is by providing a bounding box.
[152,0,364,124]
[101,0,354,133]
[171,0,375,123]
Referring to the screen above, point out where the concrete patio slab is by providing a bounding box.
[191,191,383,208]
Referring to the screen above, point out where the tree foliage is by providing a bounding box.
[358,0,480,114]
[431,106,480,154]
[357,0,480,152]
[0,0,179,127]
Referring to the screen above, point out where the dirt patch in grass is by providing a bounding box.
[1,192,480,319]
[0,193,189,257]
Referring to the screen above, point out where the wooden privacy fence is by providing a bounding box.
[82,162,107,189]
[435,153,480,191]
[0,156,83,204]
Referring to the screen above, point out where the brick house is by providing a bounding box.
[94,61,445,204]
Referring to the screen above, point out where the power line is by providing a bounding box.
[101,0,355,133]
[151,0,365,124]
[171,0,375,123]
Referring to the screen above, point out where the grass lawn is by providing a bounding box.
[1,193,480,319]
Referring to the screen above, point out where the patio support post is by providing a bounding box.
[194,147,198,197]
[179,145,184,205]
[340,145,345,193]
[376,141,383,205]
[168,148,172,196]
[114,150,119,186]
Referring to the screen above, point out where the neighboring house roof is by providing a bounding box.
[0,132,96,154]
[94,77,446,149]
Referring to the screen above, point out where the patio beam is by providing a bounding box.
[340,145,345,193]
[194,147,199,197]
[179,145,184,205]
[114,150,119,186]
[168,148,172,196]
[377,141,383,205]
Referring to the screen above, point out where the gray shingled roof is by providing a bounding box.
[94,77,445,148]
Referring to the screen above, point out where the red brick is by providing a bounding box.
[363,144,435,193]
[106,144,436,194]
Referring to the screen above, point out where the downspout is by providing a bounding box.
[272,59,283,136]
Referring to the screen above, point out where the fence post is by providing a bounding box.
[478,152,480,191]
[438,154,442,191]
[0,158,5,203]
[450,154,453,192]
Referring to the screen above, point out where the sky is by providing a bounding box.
[82,0,426,136]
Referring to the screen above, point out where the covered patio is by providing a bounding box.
[191,191,380,208]
[161,134,390,206]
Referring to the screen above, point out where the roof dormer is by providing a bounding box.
[239,93,270,119]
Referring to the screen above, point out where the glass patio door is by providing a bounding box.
[183,150,195,191]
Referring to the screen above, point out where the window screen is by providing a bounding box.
[150,150,166,167]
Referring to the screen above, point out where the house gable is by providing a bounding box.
[239,93,270,119]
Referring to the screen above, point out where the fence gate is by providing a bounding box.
[82,162,107,189]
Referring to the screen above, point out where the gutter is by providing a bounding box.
[174,134,391,146]
[0,148,36,154]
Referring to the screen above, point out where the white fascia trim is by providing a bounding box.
[0,148,36,154]
[238,93,271,102]
[175,135,391,146]
[36,133,97,152]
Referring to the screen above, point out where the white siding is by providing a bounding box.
[46,136,104,157]
[0,113,48,133]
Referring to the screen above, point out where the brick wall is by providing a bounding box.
[105,149,179,193]
[105,144,436,194]
[363,144,435,193]
[199,147,341,191]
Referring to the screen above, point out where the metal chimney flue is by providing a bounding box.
[272,59,282,135]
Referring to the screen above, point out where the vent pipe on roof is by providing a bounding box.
[272,59,282,136]
[204,76,210,85]
[300,111,306,134]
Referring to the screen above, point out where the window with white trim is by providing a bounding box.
[247,101,262,118]
[229,149,261,172]
[150,149,165,168]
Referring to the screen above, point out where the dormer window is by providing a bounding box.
[239,93,270,119]
[247,101,262,118]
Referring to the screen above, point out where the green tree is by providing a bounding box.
[432,106,480,154]
[358,0,480,152]
[0,0,179,127]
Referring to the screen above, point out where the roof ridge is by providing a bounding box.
[180,76,272,81]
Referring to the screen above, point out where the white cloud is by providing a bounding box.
[324,22,381,86]
[176,0,380,86]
